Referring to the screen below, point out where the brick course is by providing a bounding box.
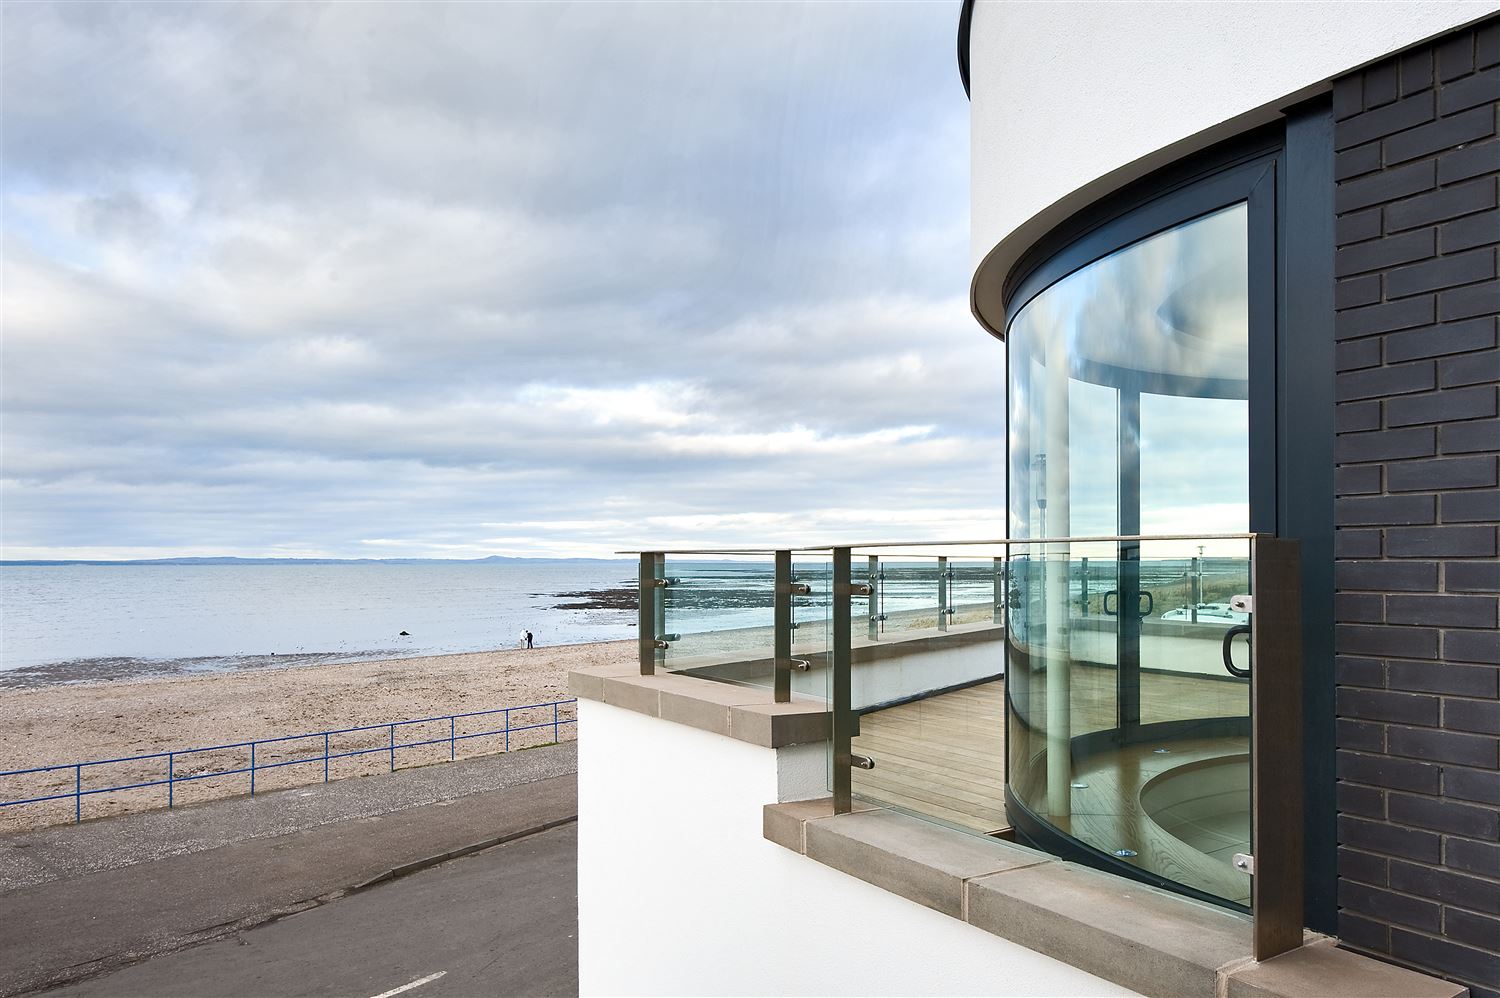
[1333,19,1500,998]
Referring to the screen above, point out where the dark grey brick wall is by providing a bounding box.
[1333,18,1500,998]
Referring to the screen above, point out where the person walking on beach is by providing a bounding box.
[525,629,534,650]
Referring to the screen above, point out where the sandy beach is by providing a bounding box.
[0,640,632,832]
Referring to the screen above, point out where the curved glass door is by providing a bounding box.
[1005,204,1254,907]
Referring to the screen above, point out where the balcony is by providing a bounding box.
[572,533,1466,997]
[632,534,1296,939]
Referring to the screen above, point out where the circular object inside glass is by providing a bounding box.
[1005,203,1254,909]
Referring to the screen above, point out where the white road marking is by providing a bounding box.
[368,970,447,998]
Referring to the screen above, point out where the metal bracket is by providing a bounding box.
[839,583,873,597]
[645,577,681,588]
[850,754,875,770]
[784,582,812,596]
[1230,594,1254,614]
[789,658,810,672]
[1233,852,1255,875]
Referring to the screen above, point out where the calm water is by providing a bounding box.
[0,561,640,677]
[0,557,1236,684]
[0,558,995,685]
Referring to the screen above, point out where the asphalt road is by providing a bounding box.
[2,745,577,997]
[46,822,578,998]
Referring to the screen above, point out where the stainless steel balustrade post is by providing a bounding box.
[450,717,456,760]
[250,743,256,796]
[638,553,664,676]
[937,556,949,632]
[994,557,1006,626]
[168,753,174,809]
[1190,556,1202,623]
[1079,556,1089,617]
[1249,535,1304,962]
[868,556,880,641]
[324,733,330,782]
[774,550,794,703]
[832,546,853,814]
[74,765,81,823]
[388,724,395,772]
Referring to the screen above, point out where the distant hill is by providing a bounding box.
[0,555,632,566]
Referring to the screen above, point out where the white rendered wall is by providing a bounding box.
[577,698,1137,997]
[851,636,1002,710]
[969,0,1498,326]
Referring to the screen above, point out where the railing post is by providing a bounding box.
[250,743,256,796]
[774,550,793,703]
[388,724,395,772]
[1190,555,1202,623]
[868,556,881,641]
[832,546,853,814]
[505,709,511,752]
[450,716,457,760]
[994,556,1006,626]
[74,765,81,824]
[553,702,559,742]
[1250,535,1305,962]
[324,733,330,782]
[1079,556,1089,617]
[168,753,174,809]
[638,553,664,676]
[937,556,949,632]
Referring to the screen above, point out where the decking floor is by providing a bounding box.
[850,671,1253,904]
[851,680,1008,834]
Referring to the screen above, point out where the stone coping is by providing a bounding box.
[765,800,1468,998]
[568,662,828,748]
[624,621,1004,676]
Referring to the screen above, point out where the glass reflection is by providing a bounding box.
[1004,205,1253,907]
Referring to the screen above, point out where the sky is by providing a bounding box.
[2,0,997,560]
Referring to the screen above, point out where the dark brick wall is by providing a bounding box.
[1332,18,1500,998]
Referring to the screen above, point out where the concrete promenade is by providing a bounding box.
[0,744,578,997]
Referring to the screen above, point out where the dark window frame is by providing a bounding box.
[999,106,1336,932]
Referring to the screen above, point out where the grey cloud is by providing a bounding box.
[2,1,998,559]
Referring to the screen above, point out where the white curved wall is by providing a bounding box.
[969,0,1498,330]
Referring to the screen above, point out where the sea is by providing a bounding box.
[0,556,1237,687]
[0,558,1002,688]
[0,560,643,686]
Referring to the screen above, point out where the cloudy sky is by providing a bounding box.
[2,0,997,560]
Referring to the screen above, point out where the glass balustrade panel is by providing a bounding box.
[659,556,777,689]
[1006,537,1252,909]
[846,547,1008,836]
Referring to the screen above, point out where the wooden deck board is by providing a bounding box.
[853,679,1008,834]
[850,672,1253,904]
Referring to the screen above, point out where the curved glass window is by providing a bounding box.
[1005,204,1255,907]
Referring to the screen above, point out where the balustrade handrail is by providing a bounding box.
[0,698,578,824]
[619,532,1261,556]
[633,533,1302,962]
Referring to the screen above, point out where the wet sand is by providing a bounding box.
[0,640,631,832]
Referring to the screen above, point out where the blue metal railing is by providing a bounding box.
[0,699,577,824]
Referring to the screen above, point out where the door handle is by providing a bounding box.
[1223,624,1251,678]
[1103,590,1153,618]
